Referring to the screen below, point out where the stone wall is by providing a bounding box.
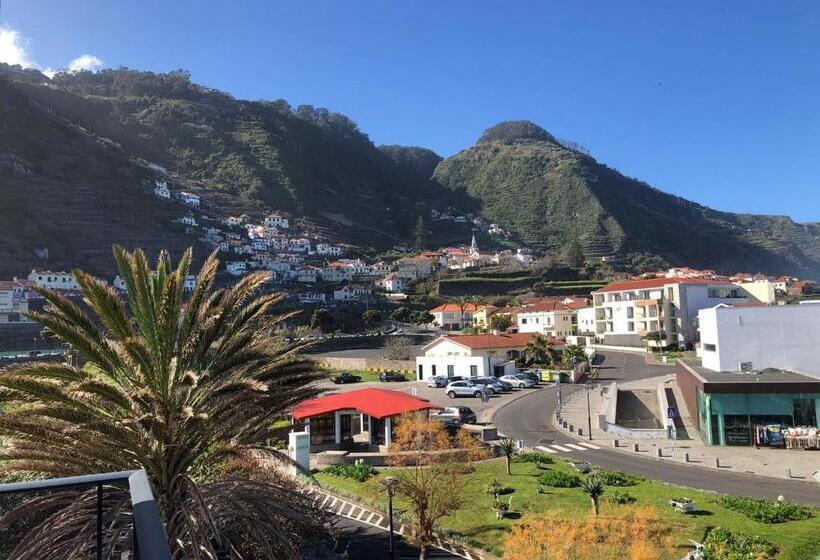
[312,356,416,374]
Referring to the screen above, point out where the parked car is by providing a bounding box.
[331,372,361,384]
[433,406,478,425]
[519,369,541,384]
[379,371,407,382]
[445,380,483,398]
[499,374,536,388]
[475,376,513,392]
[427,375,450,388]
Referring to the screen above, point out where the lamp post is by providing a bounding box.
[381,476,399,560]
[586,380,593,441]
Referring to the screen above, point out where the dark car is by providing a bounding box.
[379,371,407,382]
[331,372,361,384]
[519,369,541,384]
[433,406,478,425]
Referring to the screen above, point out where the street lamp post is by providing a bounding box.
[586,380,593,440]
[381,476,399,560]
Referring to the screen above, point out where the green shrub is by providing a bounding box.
[537,470,581,488]
[594,469,639,487]
[513,452,554,465]
[485,478,513,498]
[702,526,778,560]
[717,495,812,524]
[603,490,635,505]
[324,460,375,482]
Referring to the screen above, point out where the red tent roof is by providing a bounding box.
[292,388,437,420]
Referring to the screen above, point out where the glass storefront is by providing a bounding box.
[696,390,820,445]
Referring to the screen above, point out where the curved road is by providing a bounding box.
[494,352,820,507]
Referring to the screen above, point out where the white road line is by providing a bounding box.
[366,512,376,524]
[550,444,571,452]
[535,445,558,454]
[579,442,601,450]
[565,443,587,451]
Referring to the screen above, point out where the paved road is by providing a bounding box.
[310,517,458,559]
[494,352,820,507]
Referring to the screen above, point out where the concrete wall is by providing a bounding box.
[415,356,516,380]
[313,356,415,373]
[698,303,820,378]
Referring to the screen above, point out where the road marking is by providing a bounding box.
[535,445,558,454]
[579,442,601,450]
[550,444,571,452]
[565,443,587,451]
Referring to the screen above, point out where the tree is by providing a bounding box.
[563,239,585,268]
[524,334,559,366]
[415,215,429,252]
[579,475,605,516]
[409,310,434,325]
[390,306,411,322]
[0,247,330,559]
[562,344,587,367]
[362,309,381,327]
[489,313,512,332]
[389,414,469,560]
[310,307,334,332]
[497,438,517,475]
[504,507,673,560]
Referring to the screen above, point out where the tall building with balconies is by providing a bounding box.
[592,277,761,349]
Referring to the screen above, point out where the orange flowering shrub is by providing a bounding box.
[504,506,674,560]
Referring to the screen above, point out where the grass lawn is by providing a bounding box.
[314,457,820,559]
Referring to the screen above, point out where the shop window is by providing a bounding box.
[793,398,817,426]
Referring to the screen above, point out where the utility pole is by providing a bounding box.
[586,379,593,440]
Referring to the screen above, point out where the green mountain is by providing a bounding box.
[434,121,820,277]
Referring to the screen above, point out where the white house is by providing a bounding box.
[226,261,247,276]
[178,216,198,227]
[298,292,327,304]
[153,181,170,199]
[333,286,370,302]
[175,191,201,207]
[264,213,289,229]
[0,280,32,323]
[183,274,197,292]
[697,303,820,378]
[318,264,354,284]
[429,303,480,331]
[734,279,776,305]
[576,306,596,334]
[289,238,311,253]
[316,243,343,257]
[223,215,245,227]
[28,270,80,291]
[516,300,576,337]
[293,267,319,283]
[376,273,404,293]
[414,333,532,381]
[591,278,760,349]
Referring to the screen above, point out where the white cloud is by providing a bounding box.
[0,26,36,68]
[67,54,103,73]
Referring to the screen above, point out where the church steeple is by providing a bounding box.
[470,234,479,258]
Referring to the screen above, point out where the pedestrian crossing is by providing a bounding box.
[535,442,601,454]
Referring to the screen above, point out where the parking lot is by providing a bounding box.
[317,375,550,422]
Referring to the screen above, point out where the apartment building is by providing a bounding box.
[516,300,576,337]
[28,270,80,291]
[592,278,760,349]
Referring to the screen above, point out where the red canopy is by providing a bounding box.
[292,388,437,420]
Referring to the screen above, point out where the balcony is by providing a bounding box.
[0,469,171,560]
[635,298,661,307]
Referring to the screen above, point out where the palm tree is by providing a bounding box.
[562,344,587,367]
[523,334,559,366]
[0,247,330,559]
[497,438,517,475]
[579,475,605,516]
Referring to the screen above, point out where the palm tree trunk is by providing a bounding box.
[505,456,511,475]
[592,497,599,516]
[419,544,428,560]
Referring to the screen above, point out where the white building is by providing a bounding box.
[289,238,311,253]
[177,215,198,227]
[298,292,327,304]
[316,243,343,257]
[576,306,596,334]
[333,286,370,302]
[592,278,760,349]
[515,248,534,266]
[293,267,318,283]
[429,303,480,331]
[414,333,532,381]
[697,303,820,378]
[264,213,289,229]
[153,181,170,199]
[28,270,80,291]
[734,279,776,305]
[376,273,404,293]
[318,264,354,284]
[516,300,576,337]
[175,191,201,207]
[0,280,32,323]
[223,215,245,227]
[226,261,247,276]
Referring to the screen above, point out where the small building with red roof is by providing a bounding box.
[292,388,438,449]
[429,302,482,331]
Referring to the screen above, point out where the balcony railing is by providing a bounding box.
[0,469,171,560]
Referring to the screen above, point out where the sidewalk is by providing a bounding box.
[558,377,820,482]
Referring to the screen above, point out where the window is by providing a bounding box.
[447,364,455,377]
[431,365,437,376]
[708,287,742,299]
[521,318,527,324]
[627,307,634,319]
[627,321,634,331]
[704,343,716,352]
[470,365,478,377]
[418,364,423,380]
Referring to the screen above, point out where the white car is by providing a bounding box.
[499,374,535,388]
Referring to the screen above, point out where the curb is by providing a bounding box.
[487,383,551,424]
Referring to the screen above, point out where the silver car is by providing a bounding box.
[445,380,483,398]
[427,375,449,388]
[499,374,535,388]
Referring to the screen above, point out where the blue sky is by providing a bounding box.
[2,1,819,221]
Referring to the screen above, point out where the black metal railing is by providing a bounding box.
[0,469,171,560]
